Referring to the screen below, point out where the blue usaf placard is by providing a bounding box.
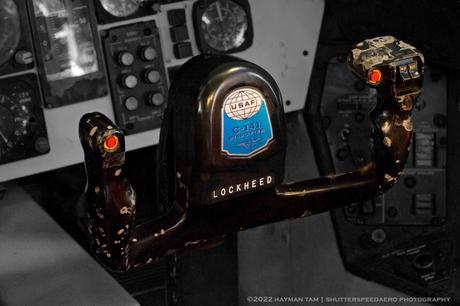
[221,87,273,157]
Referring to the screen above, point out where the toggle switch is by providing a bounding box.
[14,50,34,65]
[408,62,420,79]
[412,194,435,216]
[414,133,435,167]
[399,65,411,81]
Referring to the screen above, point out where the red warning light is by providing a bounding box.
[368,69,382,85]
[104,135,119,152]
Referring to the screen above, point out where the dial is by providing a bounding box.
[0,94,29,159]
[0,75,49,165]
[0,0,21,66]
[199,0,249,52]
[99,0,140,17]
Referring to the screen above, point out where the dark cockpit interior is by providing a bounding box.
[0,1,459,305]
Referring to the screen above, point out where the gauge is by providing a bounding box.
[0,0,21,66]
[194,0,253,54]
[99,0,140,17]
[0,94,29,160]
[0,75,49,165]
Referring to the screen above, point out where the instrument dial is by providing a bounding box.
[0,94,29,159]
[99,0,140,17]
[0,0,21,66]
[199,0,249,52]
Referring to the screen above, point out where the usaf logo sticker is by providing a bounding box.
[221,87,273,157]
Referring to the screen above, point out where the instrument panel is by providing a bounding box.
[101,21,168,134]
[0,0,324,182]
[305,39,459,301]
[0,0,35,76]
[0,74,49,164]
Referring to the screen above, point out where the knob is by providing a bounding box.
[145,70,161,84]
[148,92,164,106]
[124,96,139,111]
[121,74,138,89]
[412,253,434,270]
[141,46,157,61]
[14,50,34,65]
[370,228,386,244]
[34,137,50,154]
[117,51,135,67]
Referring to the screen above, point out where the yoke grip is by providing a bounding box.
[278,35,423,197]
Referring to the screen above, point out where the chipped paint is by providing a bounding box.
[120,206,130,214]
[400,97,413,111]
[89,126,98,137]
[383,137,392,147]
[184,240,202,247]
[301,210,312,218]
[381,121,391,134]
[349,36,422,73]
[402,118,413,131]
[384,174,397,184]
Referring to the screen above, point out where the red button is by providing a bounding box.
[104,135,119,152]
[368,69,382,84]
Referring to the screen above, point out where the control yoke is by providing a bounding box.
[79,36,424,271]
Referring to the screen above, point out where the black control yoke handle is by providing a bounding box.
[79,36,423,271]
